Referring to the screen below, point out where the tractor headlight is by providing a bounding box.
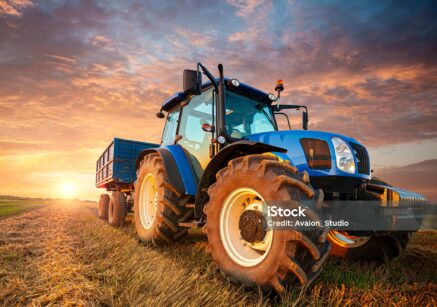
[332,137,355,174]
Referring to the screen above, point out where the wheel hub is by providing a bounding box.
[239,210,267,243]
[139,173,158,229]
[220,188,273,267]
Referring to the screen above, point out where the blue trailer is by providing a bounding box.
[96,138,158,190]
[96,138,158,226]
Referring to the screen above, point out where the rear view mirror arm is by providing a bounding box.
[274,112,292,130]
[273,104,306,111]
[273,105,309,130]
[197,63,218,92]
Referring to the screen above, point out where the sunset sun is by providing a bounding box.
[59,182,76,199]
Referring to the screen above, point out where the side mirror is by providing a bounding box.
[303,111,308,130]
[201,123,215,133]
[183,69,202,95]
[156,110,165,119]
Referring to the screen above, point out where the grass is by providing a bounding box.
[0,196,47,218]
[0,197,435,306]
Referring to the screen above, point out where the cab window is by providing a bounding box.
[178,89,213,169]
[225,91,276,138]
[161,106,180,146]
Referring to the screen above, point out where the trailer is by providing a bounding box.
[96,138,158,226]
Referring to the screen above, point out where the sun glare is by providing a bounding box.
[59,182,76,199]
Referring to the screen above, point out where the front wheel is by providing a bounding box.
[327,177,414,262]
[134,153,193,245]
[327,231,412,262]
[203,154,330,294]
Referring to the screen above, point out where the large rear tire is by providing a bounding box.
[98,194,109,220]
[134,153,193,245]
[108,191,127,227]
[203,154,330,294]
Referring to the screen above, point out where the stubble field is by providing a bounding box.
[0,197,435,306]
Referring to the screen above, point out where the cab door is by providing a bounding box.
[177,88,214,174]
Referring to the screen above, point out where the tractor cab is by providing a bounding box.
[159,78,279,169]
[157,63,370,199]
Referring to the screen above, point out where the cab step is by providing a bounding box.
[178,220,205,228]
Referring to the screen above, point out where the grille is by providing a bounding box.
[300,138,331,169]
[350,142,370,175]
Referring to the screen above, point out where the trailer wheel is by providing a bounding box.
[108,191,127,227]
[203,154,330,294]
[134,153,193,245]
[98,194,109,220]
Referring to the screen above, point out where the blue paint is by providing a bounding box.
[95,139,197,195]
[271,151,295,165]
[162,78,271,111]
[164,144,198,196]
[161,92,186,111]
[95,138,159,187]
[246,130,371,180]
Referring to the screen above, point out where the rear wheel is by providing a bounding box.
[108,191,127,227]
[98,194,109,220]
[203,154,330,294]
[134,153,193,245]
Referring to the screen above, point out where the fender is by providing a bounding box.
[136,145,197,196]
[194,140,287,218]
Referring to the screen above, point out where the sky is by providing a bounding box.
[0,0,436,201]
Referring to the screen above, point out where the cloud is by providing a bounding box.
[0,0,33,17]
[227,0,267,17]
[373,159,437,202]
[0,0,436,199]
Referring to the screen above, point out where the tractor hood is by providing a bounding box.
[245,130,371,181]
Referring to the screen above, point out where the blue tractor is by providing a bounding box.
[97,63,426,294]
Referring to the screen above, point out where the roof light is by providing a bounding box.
[231,79,240,87]
[217,136,226,144]
[268,93,276,101]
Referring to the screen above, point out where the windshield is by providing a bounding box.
[225,91,276,138]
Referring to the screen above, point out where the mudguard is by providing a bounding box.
[194,140,287,218]
[136,145,197,196]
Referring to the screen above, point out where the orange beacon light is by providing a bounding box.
[275,79,284,98]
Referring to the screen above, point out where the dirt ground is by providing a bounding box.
[0,200,436,306]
